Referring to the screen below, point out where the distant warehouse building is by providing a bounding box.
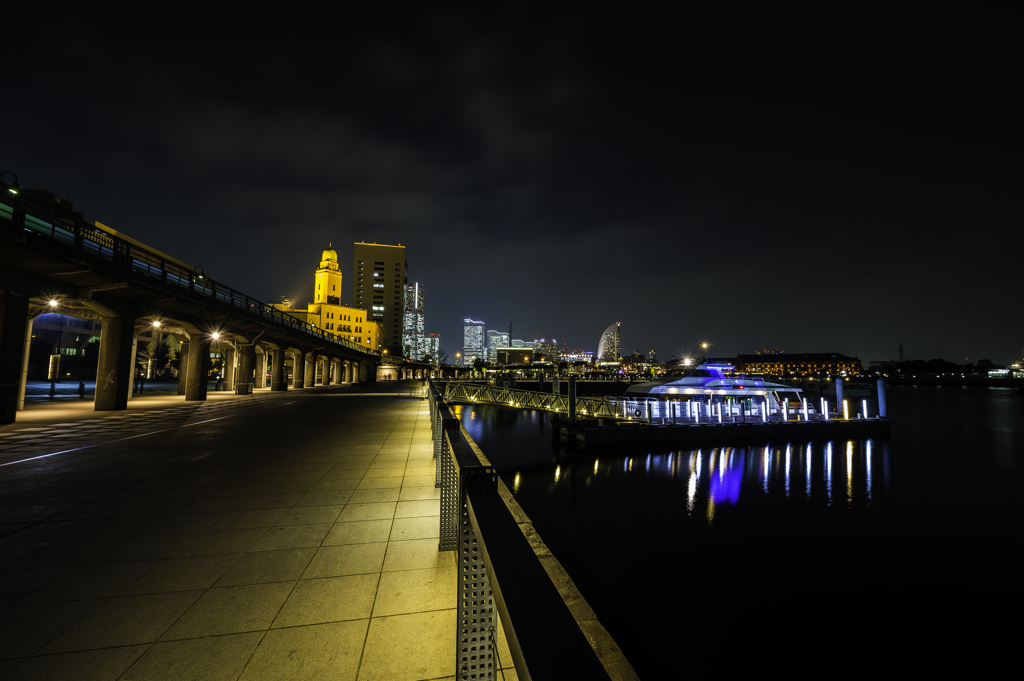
[736,352,862,378]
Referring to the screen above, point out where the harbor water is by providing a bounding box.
[454,385,1022,677]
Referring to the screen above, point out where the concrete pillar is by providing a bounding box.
[236,343,255,395]
[835,378,845,417]
[877,380,888,418]
[293,350,306,389]
[178,341,189,395]
[304,353,316,387]
[345,361,352,383]
[185,334,211,402]
[271,350,287,391]
[332,359,341,384]
[0,292,30,424]
[255,349,267,389]
[225,346,236,391]
[16,315,33,412]
[127,335,139,401]
[95,314,135,411]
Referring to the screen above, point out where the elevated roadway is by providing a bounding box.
[0,184,382,423]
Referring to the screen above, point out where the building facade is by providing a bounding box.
[352,242,407,354]
[486,330,508,361]
[463,319,485,365]
[403,282,426,360]
[271,246,382,350]
[422,333,441,363]
[597,322,620,361]
[736,352,863,377]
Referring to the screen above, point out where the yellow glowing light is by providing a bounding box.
[48,299,58,307]
[211,332,220,339]
[555,466,561,482]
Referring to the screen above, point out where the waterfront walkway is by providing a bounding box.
[0,381,515,680]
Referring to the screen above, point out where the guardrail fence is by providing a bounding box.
[428,383,634,680]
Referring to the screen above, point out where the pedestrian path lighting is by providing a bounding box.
[1,171,18,194]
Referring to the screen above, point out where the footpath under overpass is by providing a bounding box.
[0,185,382,424]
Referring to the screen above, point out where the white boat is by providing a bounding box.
[624,363,803,403]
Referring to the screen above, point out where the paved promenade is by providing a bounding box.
[0,381,515,680]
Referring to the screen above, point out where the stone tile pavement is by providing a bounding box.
[0,381,517,680]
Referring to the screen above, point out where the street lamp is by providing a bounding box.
[1,171,19,195]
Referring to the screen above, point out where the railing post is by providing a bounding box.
[458,468,498,681]
[438,417,460,549]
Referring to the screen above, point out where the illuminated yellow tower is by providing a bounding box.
[305,245,382,350]
[315,244,342,306]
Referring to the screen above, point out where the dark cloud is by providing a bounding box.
[2,5,1020,362]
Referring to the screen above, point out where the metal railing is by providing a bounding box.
[443,381,651,420]
[442,382,849,424]
[429,384,634,680]
[0,194,379,357]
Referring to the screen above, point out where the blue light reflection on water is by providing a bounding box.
[453,387,1024,677]
[460,400,888,525]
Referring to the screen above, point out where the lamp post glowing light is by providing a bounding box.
[48,299,58,308]
[1,171,19,195]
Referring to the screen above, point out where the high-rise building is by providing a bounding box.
[422,333,441,363]
[463,319,485,365]
[486,330,508,360]
[352,242,407,354]
[403,282,426,360]
[597,322,621,362]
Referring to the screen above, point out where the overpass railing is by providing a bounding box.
[428,383,634,680]
[0,192,379,357]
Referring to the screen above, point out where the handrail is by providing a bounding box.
[0,192,379,357]
[429,382,636,680]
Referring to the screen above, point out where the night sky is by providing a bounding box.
[3,5,1020,364]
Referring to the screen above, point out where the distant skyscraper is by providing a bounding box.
[486,330,509,361]
[463,319,485,364]
[403,282,425,359]
[597,322,621,361]
[352,242,407,354]
[422,333,440,362]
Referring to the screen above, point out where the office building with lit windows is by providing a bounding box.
[403,282,426,360]
[463,319,485,365]
[352,242,407,354]
[486,330,508,361]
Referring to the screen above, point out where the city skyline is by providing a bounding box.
[1,8,1019,363]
